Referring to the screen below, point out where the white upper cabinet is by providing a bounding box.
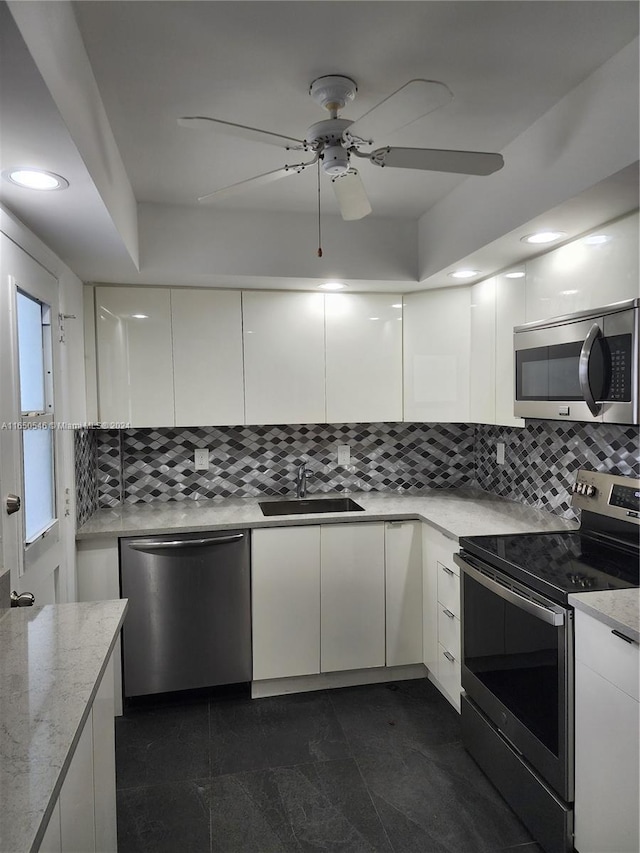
[525,211,639,323]
[325,293,403,423]
[403,287,471,422]
[95,287,174,427]
[495,273,526,427]
[243,291,326,425]
[469,274,526,427]
[171,289,244,426]
[469,277,496,424]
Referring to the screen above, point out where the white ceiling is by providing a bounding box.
[0,1,638,287]
[73,0,638,219]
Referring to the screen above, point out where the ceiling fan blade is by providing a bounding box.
[346,80,453,144]
[198,158,316,203]
[178,116,305,149]
[331,169,372,221]
[369,146,504,176]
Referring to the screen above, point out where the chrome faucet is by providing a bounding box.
[295,461,309,499]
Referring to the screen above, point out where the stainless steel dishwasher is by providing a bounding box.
[119,529,251,698]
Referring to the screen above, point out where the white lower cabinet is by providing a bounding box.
[574,609,639,853]
[37,655,117,853]
[252,521,421,683]
[251,526,321,680]
[423,525,461,710]
[320,523,386,673]
[385,520,422,666]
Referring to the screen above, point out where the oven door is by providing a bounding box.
[457,554,573,802]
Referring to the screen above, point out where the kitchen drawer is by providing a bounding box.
[438,604,461,661]
[437,642,461,704]
[437,561,460,617]
[575,609,639,701]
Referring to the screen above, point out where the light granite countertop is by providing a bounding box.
[569,589,640,643]
[76,488,577,541]
[0,600,128,853]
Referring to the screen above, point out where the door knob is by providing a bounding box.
[6,494,21,515]
[10,591,35,607]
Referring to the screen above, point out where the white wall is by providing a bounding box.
[418,38,639,282]
[138,203,418,287]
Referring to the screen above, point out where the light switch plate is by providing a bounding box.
[337,444,351,466]
[194,448,209,470]
[496,442,506,465]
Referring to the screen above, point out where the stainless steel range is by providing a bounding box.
[454,470,640,853]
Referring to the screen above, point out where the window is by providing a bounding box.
[16,290,56,544]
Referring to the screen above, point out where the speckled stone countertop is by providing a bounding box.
[0,600,128,853]
[569,589,640,643]
[76,488,577,541]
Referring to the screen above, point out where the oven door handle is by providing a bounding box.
[456,556,565,627]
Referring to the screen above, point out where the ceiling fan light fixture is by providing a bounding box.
[309,75,357,113]
[322,145,350,176]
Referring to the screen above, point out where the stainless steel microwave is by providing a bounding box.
[514,298,639,424]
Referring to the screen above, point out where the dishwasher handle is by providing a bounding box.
[127,533,244,551]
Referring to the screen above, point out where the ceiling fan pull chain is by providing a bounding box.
[317,157,323,258]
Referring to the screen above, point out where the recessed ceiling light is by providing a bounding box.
[582,234,611,245]
[520,231,566,245]
[318,281,347,290]
[131,314,149,319]
[560,290,579,296]
[448,269,479,279]
[391,303,402,308]
[369,316,380,321]
[505,271,525,279]
[2,167,69,191]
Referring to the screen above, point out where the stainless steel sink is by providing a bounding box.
[259,497,365,517]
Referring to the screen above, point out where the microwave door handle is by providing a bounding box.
[579,323,603,416]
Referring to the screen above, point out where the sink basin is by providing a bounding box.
[259,497,365,517]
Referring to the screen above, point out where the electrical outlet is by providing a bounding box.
[194,448,209,470]
[496,442,506,465]
[337,444,351,466]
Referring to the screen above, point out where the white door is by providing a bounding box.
[0,233,62,603]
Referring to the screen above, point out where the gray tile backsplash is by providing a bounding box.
[75,420,640,525]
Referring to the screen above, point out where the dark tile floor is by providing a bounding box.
[115,679,544,853]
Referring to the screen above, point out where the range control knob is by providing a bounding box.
[585,485,597,497]
[571,482,579,494]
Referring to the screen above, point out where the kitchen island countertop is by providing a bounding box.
[0,599,128,853]
[76,488,577,542]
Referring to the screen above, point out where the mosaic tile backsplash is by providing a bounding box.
[75,420,640,525]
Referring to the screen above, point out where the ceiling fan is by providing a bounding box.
[178,75,504,221]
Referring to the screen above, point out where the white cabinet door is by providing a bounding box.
[385,521,422,666]
[59,710,95,853]
[325,293,402,422]
[574,610,639,853]
[92,656,117,852]
[403,287,471,422]
[321,523,385,673]
[495,273,525,427]
[95,287,174,427]
[171,289,244,426]
[252,527,321,680]
[574,660,639,853]
[243,291,325,424]
[469,277,496,424]
[525,211,639,323]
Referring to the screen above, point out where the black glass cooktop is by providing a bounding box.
[459,530,640,604]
